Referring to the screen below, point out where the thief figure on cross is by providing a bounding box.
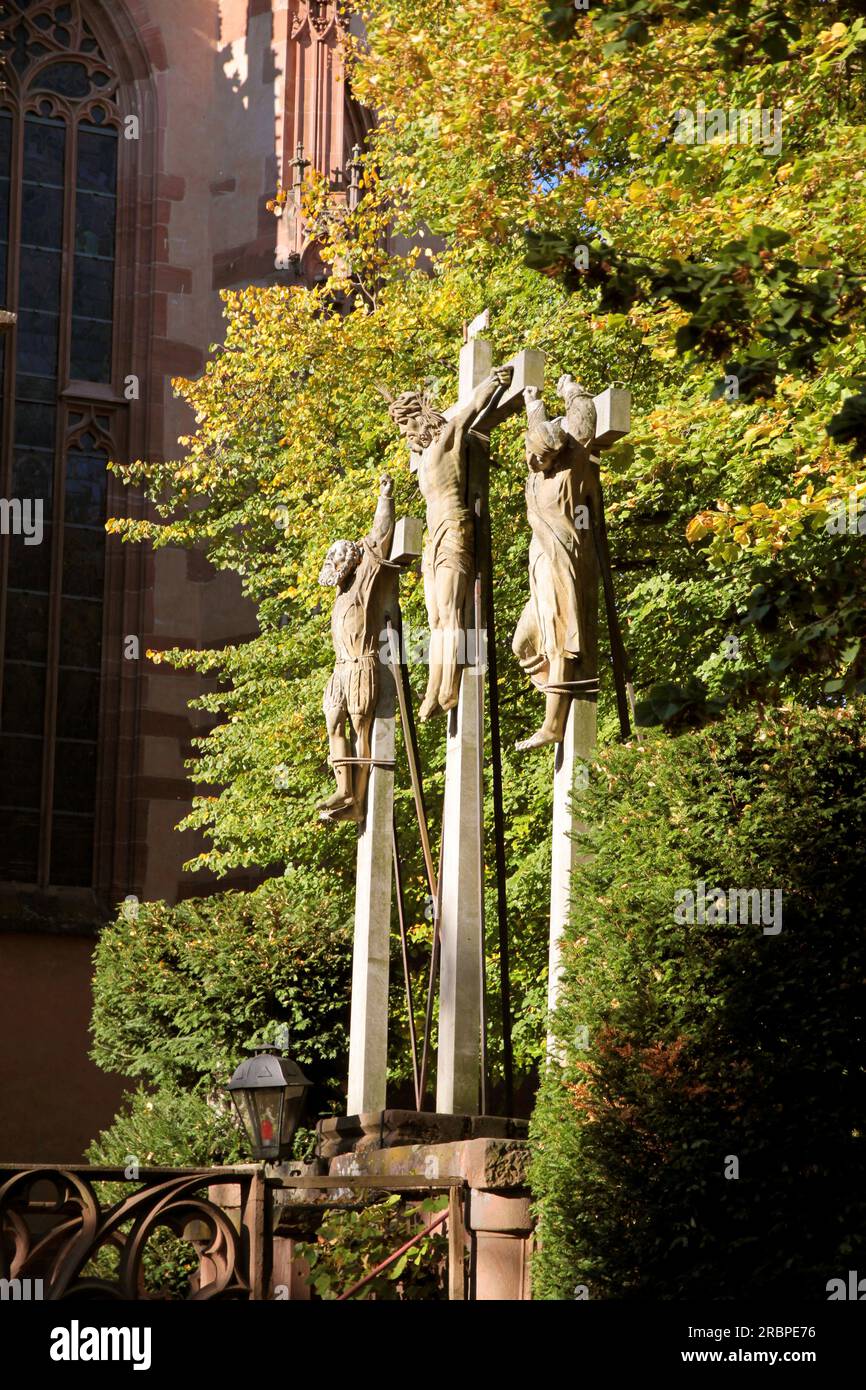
[383,364,512,719]
[317,474,396,822]
[512,374,602,751]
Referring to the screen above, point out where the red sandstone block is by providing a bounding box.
[186,549,215,583]
[212,237,278,290]
[149,294,168,337]
[155,265,193,295]
[139,25,169,71]
[151,337,205,378]
[136,777,194,802]
[158,173,186,201]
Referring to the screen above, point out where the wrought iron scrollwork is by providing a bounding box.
[0,1167,261,1301]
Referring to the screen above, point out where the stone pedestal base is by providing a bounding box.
[317,1110,528,1160]
[272,1236,311,1301]
[325,1136,534,1300]
[266,1134,534,1300]
[470,1192,533,1301]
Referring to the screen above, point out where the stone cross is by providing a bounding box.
[538,386,631,1045]
[432,337,544,1114]
[344,511,422,1115]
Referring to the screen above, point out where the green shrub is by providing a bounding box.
[90,876,352,1163]
[86,1084,244,1170]
[296,1194,449,1300]
[531,703,866,1299]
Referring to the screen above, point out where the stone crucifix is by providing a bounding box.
[382,369,508,720]
[318,474,399,825]
[386,333,546,1114]
[512,374,631,1041]
[318,475,422,1113]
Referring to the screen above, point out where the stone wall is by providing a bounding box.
[0,0,367,1161]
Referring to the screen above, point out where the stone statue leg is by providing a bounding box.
[348,710,374,820]
[319,699,357,819]
[516,678,572,751]
[538,685,572,745]
[436,563,468,714]
[512,599,547,687]
[420,543,444,721]
[513,605,572,750]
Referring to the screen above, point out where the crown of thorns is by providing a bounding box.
[376,384,445,432]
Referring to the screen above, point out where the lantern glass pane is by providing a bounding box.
[231,1090,258,1148]
[252,1088,284,1156]
[280,1089,306,1146]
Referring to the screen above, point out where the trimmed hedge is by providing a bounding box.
[89,876,352,1165]
[86,1084,245,1170]
[530,703,866,1299]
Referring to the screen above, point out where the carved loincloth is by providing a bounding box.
[423,511,474,579]
[323,655,378,720]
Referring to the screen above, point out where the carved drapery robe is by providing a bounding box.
[515,403,599,690]
[324,495,395,722]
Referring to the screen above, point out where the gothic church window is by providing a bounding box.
[0,1,122,887]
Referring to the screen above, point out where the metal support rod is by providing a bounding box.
[483,500,514,1116]
[588,487,632,741]
[418,833,445,1109]
[386,619,439,905]
[392,816,421,1109]
[337,1209,448,1300]
[473,493,489,1117]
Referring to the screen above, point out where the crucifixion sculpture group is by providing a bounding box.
[316,331,631,1119]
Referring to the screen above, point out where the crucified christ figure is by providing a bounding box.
[317,474,395,823]
[385,365,512,719]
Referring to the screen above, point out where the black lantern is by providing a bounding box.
[227,1046,312,1162]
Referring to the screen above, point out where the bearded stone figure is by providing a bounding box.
[384,365,511,719]
[513,374,601,751]
[318,475,396,823]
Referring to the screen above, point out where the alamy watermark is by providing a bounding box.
[825,492,866,535]
[1,1277,43,1301]
[674,880,783,935]
[673,101,783,157]
[379,624,489,670]
[0,497,43,546]
[827,1271,866,1300]
[50,1322,152,1371]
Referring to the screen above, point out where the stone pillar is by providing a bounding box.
[347,710,395,1115]
[547,696,596,1041]
[434,337,493,1117]
[343,511,418,1118]
[272,1237,311,1301]
[436,666,485,1115]
[469,1191,533,1301]
[433,338,546,1114]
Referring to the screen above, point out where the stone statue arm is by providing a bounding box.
[523,384,545,420]
[524,389,567,473]
[363,474,396,557]
[450,366,514,438]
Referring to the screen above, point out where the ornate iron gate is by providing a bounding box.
[0,1164,267,1301]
